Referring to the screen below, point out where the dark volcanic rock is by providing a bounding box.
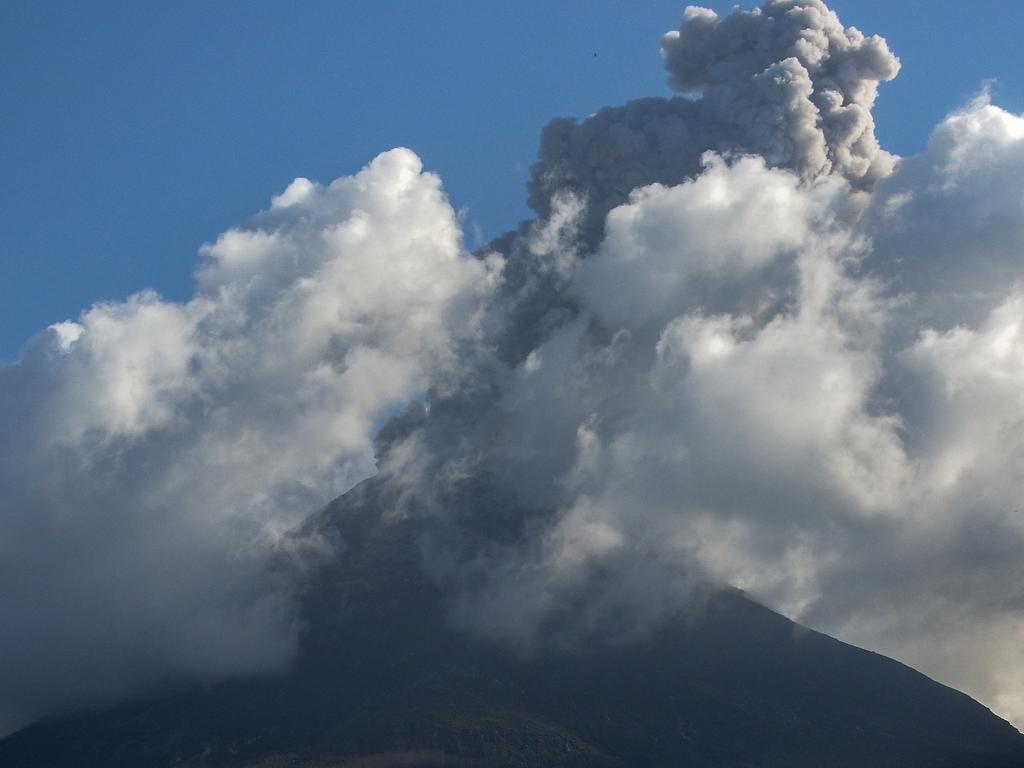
[2,476,1023,767]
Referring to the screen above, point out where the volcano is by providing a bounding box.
[2,475,1022,768]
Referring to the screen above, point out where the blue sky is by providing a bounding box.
[2,0,1022,361]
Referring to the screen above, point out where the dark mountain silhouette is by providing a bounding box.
[2,475,1023,767]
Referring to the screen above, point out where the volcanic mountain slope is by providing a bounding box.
[2,475,1023,768]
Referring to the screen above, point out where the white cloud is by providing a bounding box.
[864,93,1024,330]
[576,153,851,331]
[447,99,1024,728]
[0,147,499,731]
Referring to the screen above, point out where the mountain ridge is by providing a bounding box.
[2,475,1022,767]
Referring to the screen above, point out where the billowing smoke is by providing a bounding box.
[662,0,899,186]
[528,0,897,242]
[4,0,1024,738]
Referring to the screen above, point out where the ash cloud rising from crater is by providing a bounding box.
[4,0,1024,734]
